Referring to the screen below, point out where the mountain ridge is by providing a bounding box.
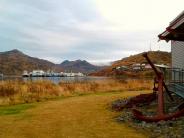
[59,59,104,74]
[0,49,103,75]
[0,49,62,75]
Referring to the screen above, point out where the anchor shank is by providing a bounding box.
[158,74,164,116]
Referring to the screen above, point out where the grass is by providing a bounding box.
[0,103,35,115]
[0,91,150,138]
[0,79,152,105]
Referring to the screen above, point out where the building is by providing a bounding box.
[145,64,152,69]
[158,10,184,69]
[114,65,129,71]
[132,63,145,71]
[158,10,184,82]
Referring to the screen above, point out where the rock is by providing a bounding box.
[116,117,125,122]
[112,94,184,138]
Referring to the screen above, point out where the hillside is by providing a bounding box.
[59,60,104,74]
[0,49,104,75]
[90,51,171,76]
[113,51,171,67]
[0,49,63,75]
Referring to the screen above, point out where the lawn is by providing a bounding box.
[0,91,149,138]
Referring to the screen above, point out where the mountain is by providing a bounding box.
[0,49,63,75]
[59,60,104,74]
[0,49,104,75]
[90,51,171,76]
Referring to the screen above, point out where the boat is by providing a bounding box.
[22,70,29,77]
[30,70,45,77]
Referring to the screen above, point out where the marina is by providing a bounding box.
[22,70,85,77]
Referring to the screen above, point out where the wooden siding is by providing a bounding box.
[171,41,184,69]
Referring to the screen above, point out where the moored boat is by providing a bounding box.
[22,70,29,77]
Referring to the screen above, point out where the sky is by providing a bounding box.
[0,0,183,65]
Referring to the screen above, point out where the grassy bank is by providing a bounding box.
[0,79,152,105]
[0,91,150,138]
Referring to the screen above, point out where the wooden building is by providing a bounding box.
[159,10,184,69]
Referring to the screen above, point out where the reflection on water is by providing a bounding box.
[1,76,110,84]
[0,75,153,84]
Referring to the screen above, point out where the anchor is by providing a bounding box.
[132,53,184,122]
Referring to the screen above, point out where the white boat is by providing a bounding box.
[30,70,45,77]
[75,72,84,77]
[22,70,29,77]
[22,70,85,78]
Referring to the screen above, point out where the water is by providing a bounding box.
[0,76,110,84]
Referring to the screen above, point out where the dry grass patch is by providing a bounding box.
[0,80,60,104]
[0,91,150,138]
[0,79,152,105]
[59,79,152,94]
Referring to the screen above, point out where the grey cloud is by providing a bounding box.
[0,0,170,65]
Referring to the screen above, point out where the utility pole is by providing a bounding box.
[149,41,152,51]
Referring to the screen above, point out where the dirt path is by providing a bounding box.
[0,91,149,138]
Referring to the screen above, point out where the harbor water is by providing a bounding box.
[0,76,110,84]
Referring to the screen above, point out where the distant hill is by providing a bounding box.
[59,60,104,74]
[112,51,171,67]
[0,49,104,75]
[90,51,171,76]
[0,49,63,75]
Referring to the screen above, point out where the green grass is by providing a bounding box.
[0,103,35,115]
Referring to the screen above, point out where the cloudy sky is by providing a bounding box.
[0,0,183,65]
